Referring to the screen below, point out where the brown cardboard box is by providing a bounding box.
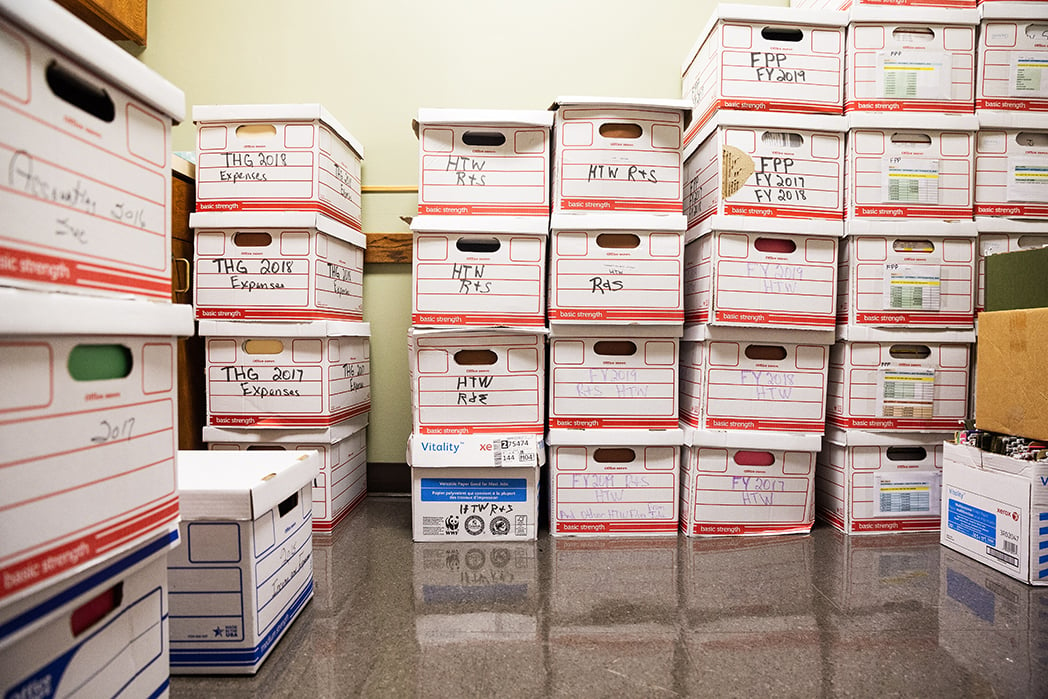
[976,308,1048,441]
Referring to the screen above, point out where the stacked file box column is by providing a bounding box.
[190,104,371,539]
[408,109,553,542]
[0,1,191,692]
[547,96,691,538]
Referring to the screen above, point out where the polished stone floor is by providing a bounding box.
[170,496,1048,698]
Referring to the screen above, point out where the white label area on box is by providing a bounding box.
[1008,157,1048,202]
[883,158,941,205]
[945,487,1022,572]
[1009,52,1048,97]
[884,264,942,311]
[494,437,539,467]
[878,52,950,100]
[874,471,941,517]
[877,368,936,419]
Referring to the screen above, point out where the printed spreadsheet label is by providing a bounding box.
[884,264,942,311]
[883,158,941,205]
[1010,52,1048,97]
[878,52,949,100]
[878,368,936,419]
[874,472,941,517]
[1008,157,1048,202]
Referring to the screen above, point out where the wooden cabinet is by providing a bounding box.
[172,159,204,450]
[56,0,148,46]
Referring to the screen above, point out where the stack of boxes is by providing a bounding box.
[546,97,691,537]
[0,1,191,694]
[408,109,552,541]
[678,6,848,536]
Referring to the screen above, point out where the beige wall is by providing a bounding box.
[141,0,785,462]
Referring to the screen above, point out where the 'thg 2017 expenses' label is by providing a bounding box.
[947,487,1022,569]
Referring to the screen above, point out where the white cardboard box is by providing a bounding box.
[974,112,1048,218]
[680,428,822,536]
[203,415,368,536]
[0,0,184,301]
[680,325,833,434]
[194,103,364,231]
[685,215,842,329]
[816,427,949,534]
[191,211,366,322]
[0,289,193,604]
[977,4,1048,113]
[846,113,978,220]
[685,112,846,224]
[548,213,686,324]
[168,449,319,673]
[414,108,553,217]
[837,221,977,330]
[941,441,1048,585]
[551,96,691,214]
[975,218,1048,312]
[548,325,680,430]
[681,5,847,141]
[411,215,548,327]
[792,0,976,8]
[827,328,974,431]
[0,530,178,699]
[547,428,682,537]
[845,7,979,114]
[408,327,545,435]
[200,319,370,429]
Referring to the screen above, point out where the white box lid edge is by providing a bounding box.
[199,319,371,338]
[823,426,956,447]
[177,450,320,520]
[202,414,369,444]
[415,108,553,128]
[849,6,979,25]
[411,215,549,236]
[682,427,823,451]
[848,113,979,131]
[845,218,978,237]
[690,215,844,242]
[975,218,1048,234]
[192,103,364,159]
[682,324,835,345]
[550,212,687,232]
[548,324,682,338]
[835,325,976,343]
[189,211,367,249]
[547,428,683,447]
[0,290,194,336]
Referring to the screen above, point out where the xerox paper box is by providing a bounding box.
[846,113,978,221]
[680,428,821,537]
[408,327,545,435]
[414,108,552,217]
[681,5,846,140]
[977,5,1048,113]
[411,215,547,327]
[941,441,1048,585]
[0,289,193,604]
[410,467,540,542]
[194,104,364,231]
[551,96,691,214]
[548,325,680,430]
[0,0,184,301]
[817,427,948,534]
[204,415,369,535]
[685,216,842,329]
[413,540,538,608]
[548,213,686,324]
[680,325,833,434]
[976,307,1048,441]
[0,531,178,699]
[685,112,846,225]
[975,113,1048,218]
[845,8,978,114]
[548,428,682,537]
[827,328,974,431]
[974,219,1048,312]
[199,319,370,429]
[837,221,977,330]
[169,450,319,673]
[408,433,545,468]
[191,211,366,322]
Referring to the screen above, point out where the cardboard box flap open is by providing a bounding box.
[682,427,822,451]
[547,428,683,447]
[848,6,979,25]
[202,413,368,445]
[192,103,364,159]
[0,0,185,122]
[189,211,367,249]
[408,433,545,468]
[198,319,371,338]
[0,290,194,336]
[176,450,320,521]
[411,215,549,236]
[550,213,686,233]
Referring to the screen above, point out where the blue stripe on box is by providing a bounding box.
[1041,527,1048,536]
[1040,540,1048,551]
[420,478,528,503]
[1040,554,1048,565]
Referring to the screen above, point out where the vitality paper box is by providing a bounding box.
[975,219,1048,312]
[413,540,538,608]
[194,104,364,231]
[169,450,319,673]
[414,108,552,216]
[685,216,842,329]
[941,441,1048,585]
[0,531,178,699]
[411,215,547,327]
[191,211,366,321]
[548,213,686,324]
[846,113,978,220]
[817,427,948,534]
[680,429,821,536]
[976,307,1048,441]
[204,415,369,535]
[0,1,184,301]
[975,112,1048,218]
[548,325,679,430]
[200,319,370,429]
[837,221,977,330]
[977,5,1048,113]
[551,96,691,214]
[0,289,192,604]
[548,428,682,537]
[408,328,545,435]
[845,8,978,114]
[827,328,974,431]
[681,5,846,140]
[680,325,833,434]
[685,112,846,224]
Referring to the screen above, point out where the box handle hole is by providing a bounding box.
[456,237,501,253]
[234,232,272,248]
[761,131,804,148]
[744,345,788,361]
[1017,235,1048,249]
[888,344,931,359]
[886,446,928,461]
[754,237,797,254]
[46,60,114,123]
[1016,131,1048,148]
[892,239,935,253]
[1024,23,1048,40]
[454,349,498,366]
[593,447,637,463]
[244,339,284,355]
[68,344,133,381]
[246,445,287,451]
[236,124,277,140]
[599,123,643,139]
[462,131,506,147]
[761,27,803,42]
[890,133,932,146]
[733,451,776,466]
[596,233,640,249]
[593,340,637,356]
[277,491,298,517]
[71,583,123,637]
[891,27,935,42]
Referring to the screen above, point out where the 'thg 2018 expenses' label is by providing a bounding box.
[946,487,1022,569]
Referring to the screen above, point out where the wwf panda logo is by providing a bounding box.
[444,515,460,534]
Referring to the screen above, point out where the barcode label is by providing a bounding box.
[492,436,538,467]
[1003,540,1018,555]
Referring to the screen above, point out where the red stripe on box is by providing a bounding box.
[855,312,974,325]
[0,244,169,299]
[845,100,974,113]
[976,99,1048,112]
[723,205,842,220]
[412,313,546,326]
[714,310,834,327]
[827,416,964,430]
[847,517,940,534]
[689,521,814,536]
[559,199,682,213]
[417,204,549,216]
[197,307,364,321]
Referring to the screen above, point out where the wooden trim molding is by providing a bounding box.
[365,233,412,264]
